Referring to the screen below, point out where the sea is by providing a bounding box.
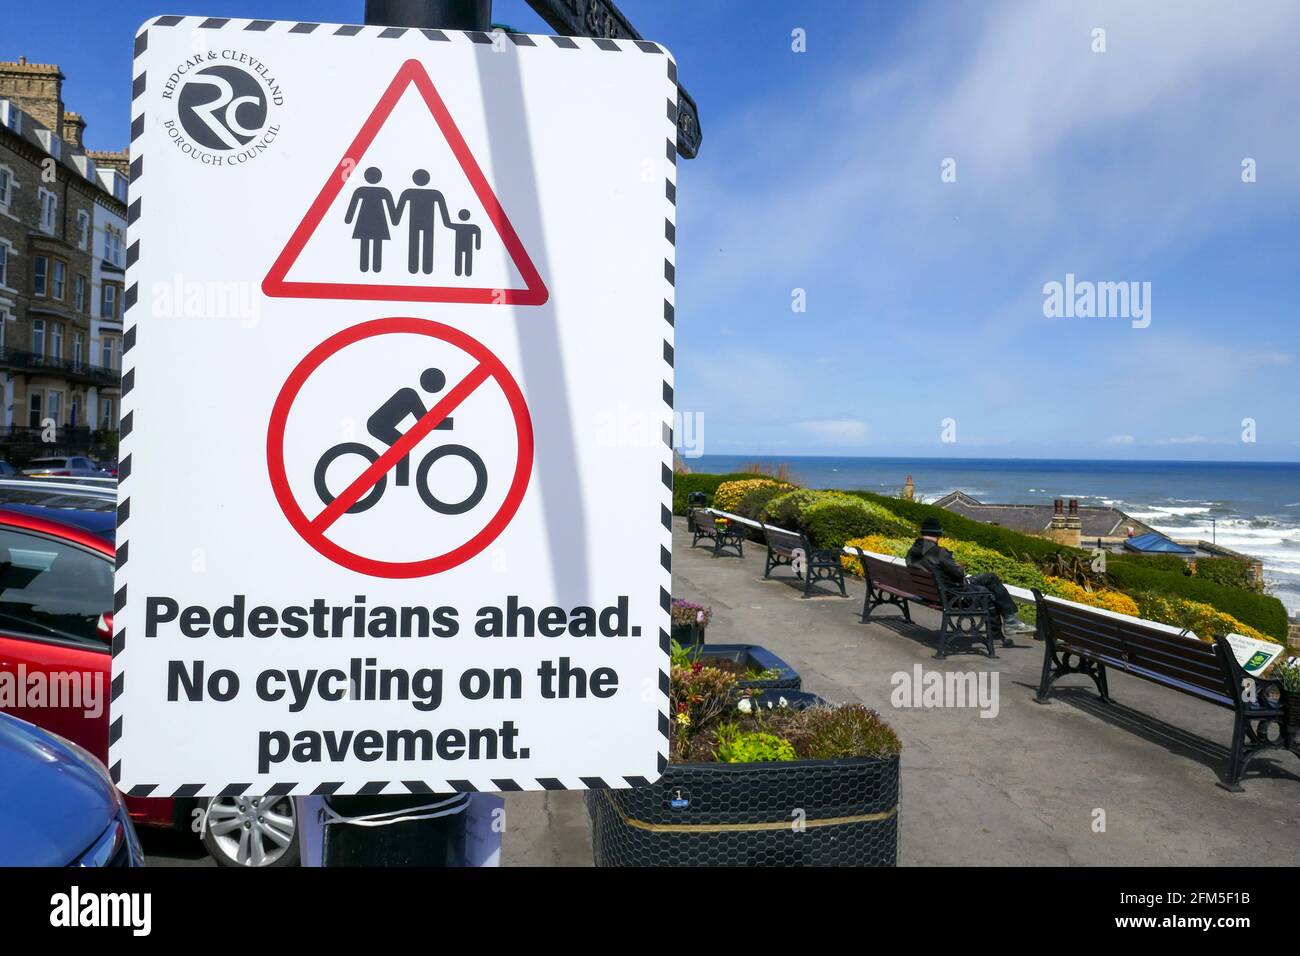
[690,455,1300,617]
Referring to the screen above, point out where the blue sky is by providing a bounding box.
[8,0,1298,461]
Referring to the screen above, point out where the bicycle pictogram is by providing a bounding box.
[313,367,488,515]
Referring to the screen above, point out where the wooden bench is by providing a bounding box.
[762,523,846,599]
[1032,588,1296,791]
[690,508,745,558]
[851,547,1004,659]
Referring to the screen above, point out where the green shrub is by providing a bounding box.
[1106,556,1288,639]
[714,724,797,763]
[795,705,901,760]
[842,491,1087,564]
[765,489,914,551]
[1194,557,1257,591]
[735,483,789,521]
[672,472,764,515]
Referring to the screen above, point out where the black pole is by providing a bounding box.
[364,0,492,30]
[310,0,495,867]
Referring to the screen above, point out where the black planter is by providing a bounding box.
[1284,689,1300,745]
[671,622,706,649]
[696,643,801,691]
[587,691,898,867]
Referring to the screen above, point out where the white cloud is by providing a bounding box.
[795,418,869,445]
[1106,434,1136,446]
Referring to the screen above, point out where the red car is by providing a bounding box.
[0,504,298,866]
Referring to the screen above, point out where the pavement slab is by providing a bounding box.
[502,518,1300,867]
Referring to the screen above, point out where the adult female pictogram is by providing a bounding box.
[313,366,489,515]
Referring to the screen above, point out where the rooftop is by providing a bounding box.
[932,490,1154,539]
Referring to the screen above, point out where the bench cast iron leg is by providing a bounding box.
[1220,712,1248,793]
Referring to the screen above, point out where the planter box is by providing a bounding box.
[671,623,706,649]
[1285,689,1300,745]
[586,693,898,867]
[696,643,801,692]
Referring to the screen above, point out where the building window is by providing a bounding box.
[0,165,12,211]
[38,188,57,235]
[47,390,62,426]
[76,210,90,250]
[70,395,79,427]
[74,274,86,311]
[1,101,20,134]
[0,243,8,289]
[32,318,45,357]
[105,225,123,266]
[100,334,114,369]
[51,259,65,300]
[28,390,42,429]
[101,397,117,429]
[33,256,48,297]
[74,331,84,367]
[51,323,63,361]
[101,283,118,321]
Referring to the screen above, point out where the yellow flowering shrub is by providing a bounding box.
[840,535,911,576]
[1043,577,1140,617]
[1132,593,1276,644]
[712,478,793,514]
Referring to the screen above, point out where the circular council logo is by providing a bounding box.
[161,50,285,168]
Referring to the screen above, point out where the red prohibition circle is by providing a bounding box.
[266,317,533,578]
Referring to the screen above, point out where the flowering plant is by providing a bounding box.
[670,599,711,629]
[1276,657,1300,693]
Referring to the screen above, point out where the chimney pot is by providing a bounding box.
[1054,499,1064,515]
[1068,499,1078,516]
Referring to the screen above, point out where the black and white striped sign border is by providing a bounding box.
[110,15,676,797]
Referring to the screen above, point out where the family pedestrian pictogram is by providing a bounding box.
[262,58,546,305]
[344,168,482,277]
[313,366,488,515]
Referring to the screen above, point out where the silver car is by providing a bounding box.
[19,456,105,478]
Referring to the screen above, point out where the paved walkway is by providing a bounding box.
[504,518,1300,866]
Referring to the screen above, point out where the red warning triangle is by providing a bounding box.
[263,58,547,306]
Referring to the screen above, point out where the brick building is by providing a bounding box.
[0,56,125,465]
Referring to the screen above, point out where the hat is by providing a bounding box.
[920,517,943,538]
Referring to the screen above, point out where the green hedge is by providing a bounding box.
[842,491,1087,563]
[671,472,764,515]
[1105,555,1288,639]
[765,489,915,551]
[1114,553,1188,575]
[1194,557,1257,591]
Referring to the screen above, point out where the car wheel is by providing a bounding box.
[200,795,300,867]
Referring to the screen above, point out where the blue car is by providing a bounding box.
[0,712,144,866]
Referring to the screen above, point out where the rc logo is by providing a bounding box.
[161,50,284,167]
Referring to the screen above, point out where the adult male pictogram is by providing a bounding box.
[267,317,533,579]
[262,58,547,305]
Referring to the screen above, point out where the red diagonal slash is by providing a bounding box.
[310,362,492,532]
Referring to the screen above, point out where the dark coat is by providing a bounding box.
[906,538,966,586]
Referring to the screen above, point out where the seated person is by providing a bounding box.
[906,518,1034,636]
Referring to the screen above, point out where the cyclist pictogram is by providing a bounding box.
[267,317,533,578]
[313,367,488,516]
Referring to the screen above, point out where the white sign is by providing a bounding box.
[1224,633,1286,676]
[112,16,678,796]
